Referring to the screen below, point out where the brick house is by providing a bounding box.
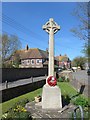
[56,54,71,69]
[12,45,59,68]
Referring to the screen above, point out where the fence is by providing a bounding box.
[2,68,48,83]
[1,79,46,102]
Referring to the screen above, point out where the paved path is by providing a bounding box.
[0,76,46,91]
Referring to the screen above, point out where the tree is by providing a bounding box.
[1,33,21,67]
[71,56,87,70]
[2,34,21,61]
[70,2,90,58]
[12,51,21,68]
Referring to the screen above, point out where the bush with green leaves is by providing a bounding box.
[71,110,89,119]
[58,76,70,82]
[71,96,89,108]
[65,78,70,82]
[1,99,32,120]
[70,96,89,119]
[14,98,29,107]
[2,108,32,120]
[58,77,63,82]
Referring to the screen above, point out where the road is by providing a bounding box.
[72,70,89,85]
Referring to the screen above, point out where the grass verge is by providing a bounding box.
[1,88,42,113]
[1,82,88,114]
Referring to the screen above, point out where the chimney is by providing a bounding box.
[26,45,29,50]
[64,54,67,56]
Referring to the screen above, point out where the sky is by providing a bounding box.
[2,2,85,60]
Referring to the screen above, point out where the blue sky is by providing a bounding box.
[2,2,85,60]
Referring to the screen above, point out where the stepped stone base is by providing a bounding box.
[25,101,76,119]
[42,84,62,110]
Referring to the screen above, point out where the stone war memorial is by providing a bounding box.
[42,18,62,110]
[25,18,63,117]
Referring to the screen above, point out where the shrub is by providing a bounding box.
[71,106,89,119]
[71,96,89,108]
[58,77,63,82]
[1,99,32,120]
[58,76,70,82]
[15,98,29,107]
[61,76,65,81]
[1,106,32,120]
[65,78,70,82]
[70,96,89,119]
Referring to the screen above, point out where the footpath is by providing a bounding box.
[0,76,46,91]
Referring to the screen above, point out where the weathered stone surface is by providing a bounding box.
[25,101,77,119]
[42,18,60,76]
[59,70,73,81]
[42,84,62,109]
[42,18,62,110]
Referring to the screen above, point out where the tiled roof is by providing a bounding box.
[14,48,48,59]
[56,55,70,62]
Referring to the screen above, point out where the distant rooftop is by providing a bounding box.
[56,54,70,62]
[14,47,48,60]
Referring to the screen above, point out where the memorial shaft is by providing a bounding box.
[49,28,54,76]
[42,18,62,110]
[42,18,60,77]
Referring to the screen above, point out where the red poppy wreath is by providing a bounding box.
[47,76,57,86]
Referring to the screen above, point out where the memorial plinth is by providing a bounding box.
[42,84,62,110]
[42,18,62,110]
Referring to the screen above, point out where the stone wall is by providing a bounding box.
[1,79,46,102]
[70,70,89,97]
[70,79,88,97]
[58,70,73,80]
[58,70,88,97]
[2,68,48,83]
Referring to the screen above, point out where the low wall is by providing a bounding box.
[2,68,48,83]
[70,71,89,97]
[58,70,73,80]
[1,79,46,102]
[70,79,88,97]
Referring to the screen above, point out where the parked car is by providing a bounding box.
[56,67,63,73]
[87,68,90,75]
[67,68,74,72]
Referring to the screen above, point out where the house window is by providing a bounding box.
[36,59,40,64]
[27,60,30,65]
[27,60,30,63]
[21,60,24,65]
[31,59,34,64]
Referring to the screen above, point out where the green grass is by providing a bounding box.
[1,88,42,113]
[57,82,77,97]
[1,82,87,114]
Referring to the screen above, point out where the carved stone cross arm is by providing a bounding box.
[42,18,60,34]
